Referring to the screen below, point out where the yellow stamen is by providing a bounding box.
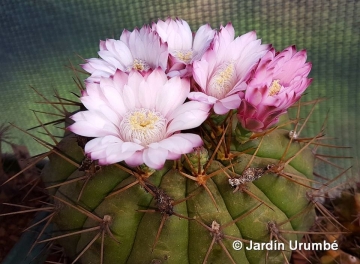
[208,62,236,99]
[174,50,193,63]
[129,111,159,130]
[131,59,150,71]
[269,80,281,96]
[120,108,166,145]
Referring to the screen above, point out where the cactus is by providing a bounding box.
[37,16,319,262]
[2,18,352,264]
[39,112,317,264]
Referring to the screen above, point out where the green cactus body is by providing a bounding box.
[41,119,316,264]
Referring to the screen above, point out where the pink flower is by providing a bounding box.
[237,46,312,132]
[68,69,210,169]
[188,23,270,114]
[153,18,215,77]
[82,25,168,83]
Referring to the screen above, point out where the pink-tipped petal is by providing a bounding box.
[166,101,210,135]
[158,133,202,154]
[143,146,168,169]
[85,136,143,165]
[68,111,118,137]
[125,151,144,167]
[82,25,168,82]
[153,18,214,77]
[188,92,218,105]
[72,64,208,169]
[192,24,216,61]
[192,28,270,114]
[237,46,312,132]
[155,76,190,117]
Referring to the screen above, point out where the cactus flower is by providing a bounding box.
[82,25,168,83]
[153,18,215,77]
[68,69,210,169]
[188,23,270,114]
[237,46,312,132]
[32,19,325,264]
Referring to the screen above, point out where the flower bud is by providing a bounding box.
[187,146,209,168]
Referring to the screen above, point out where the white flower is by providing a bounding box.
[82,25,168,83]
[69,69,210,169]
[188,23,270,114]
[153,18,215,77]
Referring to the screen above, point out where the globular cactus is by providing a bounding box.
[41,117,316,264]
[11,18,337,263]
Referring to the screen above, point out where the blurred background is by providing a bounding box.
[0,0,359,180]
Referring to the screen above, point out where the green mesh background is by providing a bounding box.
[1,0,359,179]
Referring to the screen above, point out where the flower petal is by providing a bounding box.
[125,151,144,167]
[166,101,210,135]
[213,94,241,114]
[238,46,312,132]
[192,24,216,61]
[85,136,144,165]
[68,111,118,137]
[155,76,190,118]
[143,146,168,169]
[188,92,218,104]
[158,133,203,154]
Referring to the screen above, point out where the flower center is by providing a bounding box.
[120,108,166,145]
[129,59,150,72]
[208,61,236,99]
[268,79,282,96]
[173,49,193,64]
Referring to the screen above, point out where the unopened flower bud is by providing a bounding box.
[187,146,209,168]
